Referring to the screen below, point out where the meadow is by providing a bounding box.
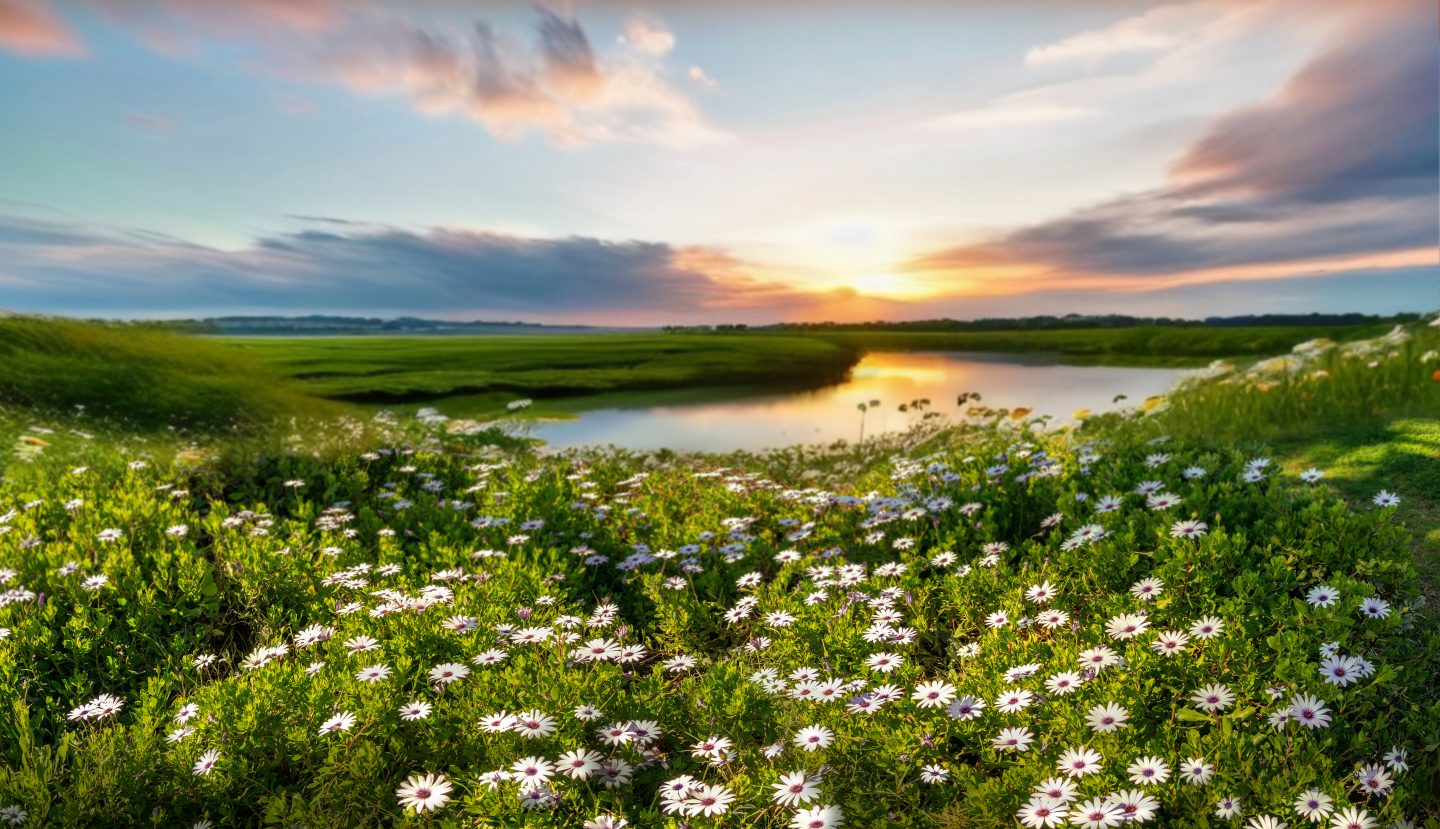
[211,323,1398,420]
[0,317,1437,827]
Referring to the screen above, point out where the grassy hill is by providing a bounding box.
[0,317,330,432]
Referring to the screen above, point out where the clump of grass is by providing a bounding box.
[0,317,332,433]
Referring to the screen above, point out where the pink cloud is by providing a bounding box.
[0,0,85,57]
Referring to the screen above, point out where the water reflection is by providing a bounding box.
[526,351,1189,452]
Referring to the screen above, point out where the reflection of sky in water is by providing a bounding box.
[524,352,1190,452]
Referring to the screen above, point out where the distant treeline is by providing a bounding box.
[155,315,614,336]
[661,312,1420,334]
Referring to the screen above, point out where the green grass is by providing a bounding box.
[0,318,1437,826]
[808,323,1398,368]
[0,317,331,433]
[221,334,858,404]
[1271,419,1440,599]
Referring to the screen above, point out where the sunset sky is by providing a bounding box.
[0,0,1435,323]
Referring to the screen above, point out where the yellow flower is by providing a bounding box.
[1071,408,1091,420]
[1140,396,1165,412]
[1009,407,1032,421]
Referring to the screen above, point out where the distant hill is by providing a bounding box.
[158,315,644,336]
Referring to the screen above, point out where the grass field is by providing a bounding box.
[807,324,1402,368]
[0,316,1437,826]
[220,334,857,405]
[0,317,329,431]
[216,323,1397,421]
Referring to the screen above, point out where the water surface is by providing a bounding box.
[522,351,1188,451]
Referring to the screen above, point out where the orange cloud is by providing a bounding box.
[0,0,85,57]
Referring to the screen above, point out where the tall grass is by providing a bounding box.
[0,317,331,433]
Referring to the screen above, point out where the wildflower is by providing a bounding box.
[1170,519,1209,539]
[791,803,844,829]
[395,772,452,813]
[1026,581,1057,603]
[1152,630,1190,656]
[510,757,555,789]
[343,635,381,655]
[1358,597,1392,619]
[1354,764,1393,796]
[1248,817,1287,829]
[1046,672,1083,695]
[1106,613,1149,640]
[1319,655,1362,687]
[192,749,221,776]
[1329,807,1375,829]
[919,764,949,784]
[1288,694,1331,729]
[1033,777,1079,803]
[512,711,557,739]
[995,689,1034,713]
[1017,798,1068,828]
[1056,746,1103,777]
[1127,756,1170,785]
[1109,790,1159,823]
[992,727,1034,752]
[1293,790,1333,823]
[686,784,735,817]
[794,725,834,752]
[428,662,470,686]
[1180,756,1215,785]
[318,711,356,735]
[947,695,985,720]
[1130,577,1163,600]
[1216,797,1241,819]
[772,771,819,806]
[1371,491,1400,508]
[559,749,604,780]
[398,701,431,721]
[1078,645,1121,672]
[1085,703,1129,733]
[1190,616,1225,638]
[912,681,957,708]
[1191,684,1235,712]
[1070,798,1123,828]
[355,664,391,683]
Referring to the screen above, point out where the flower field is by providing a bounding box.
[0,322,1437,828]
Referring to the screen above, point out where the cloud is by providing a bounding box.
[1024,3,1212,67]
[0,0,85,57]
[923,100,1092,132]
[318,7,723,148]
[618,17,675,56]
[909,0,1437,289]
[0,215,821,322]
[687,65,718,89]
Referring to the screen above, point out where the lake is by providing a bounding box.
[516,351,1190,452]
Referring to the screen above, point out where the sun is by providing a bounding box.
[847,272,931,299]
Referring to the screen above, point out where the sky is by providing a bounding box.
[0,0,1435,324]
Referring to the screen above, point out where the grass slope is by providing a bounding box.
[0,318,329,432]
